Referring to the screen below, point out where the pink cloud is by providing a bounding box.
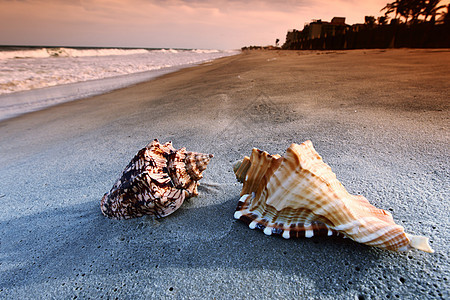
[0,0,423,49]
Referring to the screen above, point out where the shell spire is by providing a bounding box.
[233,141,434,253]
[185,152,214,181]
[101,139,213,220]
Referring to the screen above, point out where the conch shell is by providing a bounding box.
[233,141,434,253]
[101,139,213,219]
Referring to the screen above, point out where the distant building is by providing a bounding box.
[304,17,349,39]
[282,14,450,50]
[331,17,346,25]
[350,24,365,32]
[308,21,323,39]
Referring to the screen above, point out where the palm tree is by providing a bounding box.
[443,4,450,24]
[409,0,425,23]
[422,0,446,22]
[382,0,446,23]
[382,1,398,19]
[382,0,409,22]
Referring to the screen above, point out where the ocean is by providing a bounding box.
[0,47,239,121]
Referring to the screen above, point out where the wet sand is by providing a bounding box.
[0,49,448,299]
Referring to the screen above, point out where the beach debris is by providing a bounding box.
[233,140,434,253]
[101,139,213,219]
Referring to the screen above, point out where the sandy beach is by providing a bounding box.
[0,49,448,299]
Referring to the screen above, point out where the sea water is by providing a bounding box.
[0,47,239,121]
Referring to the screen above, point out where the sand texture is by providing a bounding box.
[0,49,449,299]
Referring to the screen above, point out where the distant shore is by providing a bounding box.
[1,49,448,299]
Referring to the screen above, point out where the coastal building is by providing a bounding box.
[283,17,349,49]
[284,29,303,47]
[304,17,348,39]
[282,13,450,50]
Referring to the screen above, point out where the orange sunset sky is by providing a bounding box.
[0,0,448,49]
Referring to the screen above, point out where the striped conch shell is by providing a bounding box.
[233,141,433,253]
[101,139,213,219]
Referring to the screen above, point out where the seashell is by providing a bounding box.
[101,139,213,219]
[233,141,434,253]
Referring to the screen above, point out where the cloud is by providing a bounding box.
[0,0,399,49]
[149,0,310,10]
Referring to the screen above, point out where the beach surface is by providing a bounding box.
[1,49,448,299]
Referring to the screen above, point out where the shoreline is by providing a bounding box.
[0,53,239,122]
[0,49,448,299]
[0,65,184,121]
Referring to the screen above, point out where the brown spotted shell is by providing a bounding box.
[101,139,213,219]
[233,140,433,253]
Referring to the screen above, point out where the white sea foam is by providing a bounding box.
[0,47,239,121]
[0,47,149,60]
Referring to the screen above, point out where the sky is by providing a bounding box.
[0,0,446,50]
